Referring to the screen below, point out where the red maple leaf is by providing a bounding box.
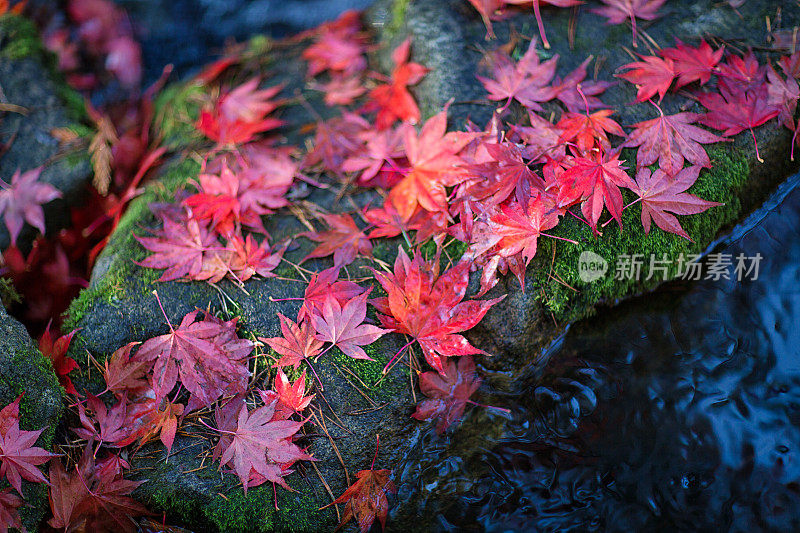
[464,141,543,208]
[507,111,565,162]
[557,152,636,230]
[302,15,366,78]
[217,398,310,493]
[0,166,61,246]
[117,396,185,454]
[135,309,253,406]
[366,38,429,129]
[72,394,130,446]
[298,267,366,323]
[371,249,504,375]
[300,213,373,267]
[618,54,675,102]
[319,75,367,107]
[412,356,482,434]
[102,342,149,397]
[47,445,150,533]
[261,314,324,370]
[310,292,390,361]
[549,56,614,113]
[387,110,474,220]
[327,436,396,533]
[477,40,559,111]
[304,112,370,173]
[697,80,780,162]
[197,79,285,147]
[0,395,57,496]
[226,234,284,282]
[716,51,766,88]
[556,109,625,154]
[39,322,79,395]
[591,0,667,47]
[470,194,563,266]
[466,0,509,39]
[0,488,23,533]
[272,368,314,414]
[779,50,800,79]
[660,39,724,88]
[631,165,722,239]
[622,106,728,173]
[135,213,221,282]
[341,125,406,186]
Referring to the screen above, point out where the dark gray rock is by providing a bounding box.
[0,305,63,531]
[0,14,92,252]
[66,0,800,531]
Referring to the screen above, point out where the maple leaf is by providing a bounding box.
[73,394,130,446]
[297,267,366,323]
[631,165,722,239]
[697,81,780,162]
[557,152,636,230]
[48,445,150,533]
[0,395,57,496]
[466,0,508,38]
[660,39,724,88]
[302,17,367,78]
[591,0,667,47]
[780,51,800,79]
[716,51,766,88]
[260,314,324,370]
[372,249,504,375]
[197,79,285,146]
[622,107,728,173]
[320,75,367,107]
[217,398,310,493]
[507,111,565,162]
[618,54,675,102]
[135,213,221,282]
[102,342,149,397]
[304,112,370,173]
[471,194,563,266]
[328,436,396,533]
[311,292,390,361]
[477,40,559,111]
[273,368,314,414]
[549,56,614,113]
[341,125,406,186]
[0,166,61,246]
[767,66,800,131]
[556,109,625,154]
[135,309,253,406]
[505,1,584,50]
[412,356,482,434]
[300,213,373,267]
[116,396,185,454]
[39,323,79,395]
[366,38,429,129]
[463,141,543,208]
[0,488,23,533]
[227,234,284,282]
[387,110,474,220]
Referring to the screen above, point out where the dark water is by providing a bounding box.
[391,175,800,532]
[116,0,375,83]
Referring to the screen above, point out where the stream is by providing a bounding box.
[390,174,800,531]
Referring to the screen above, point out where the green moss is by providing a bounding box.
[0,13,88,123]
[388,0,411,34]
[0,277,21,309]
[154,81,206,150]
[522,146,751,323]
[0,13,44,61]
[63,158,200,330]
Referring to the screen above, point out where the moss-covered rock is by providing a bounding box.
[0,13,92,251]
[0,305,63,531]
[64,0,800,530]
[365,0,800,368]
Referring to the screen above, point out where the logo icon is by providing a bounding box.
[578,251,608,283]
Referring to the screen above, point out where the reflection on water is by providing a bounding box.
[394,177,800,532]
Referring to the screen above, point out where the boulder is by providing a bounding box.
[64,0,800,530]
[0,305,63,531]
[0,13,92,251]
